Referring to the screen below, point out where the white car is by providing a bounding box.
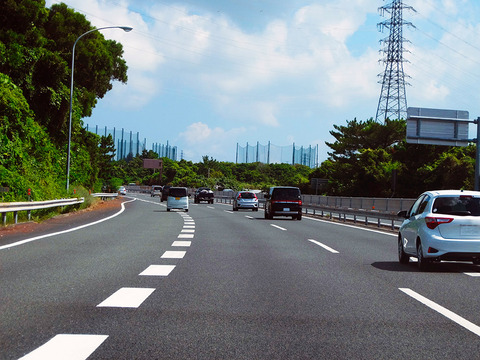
[397,190,480,270]
[167,187,189,212]
[118,186,127,195]
[233,191,259,211]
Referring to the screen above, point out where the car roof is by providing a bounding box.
[423,190,480,197]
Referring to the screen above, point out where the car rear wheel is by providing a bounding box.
[398,234,409,264]
[417,241,430,271]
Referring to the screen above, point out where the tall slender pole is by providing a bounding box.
[475,117,480,191]
[66,26,132,191]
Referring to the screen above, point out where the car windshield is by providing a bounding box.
[271,188,300,200]
[239,192,255,199]
[433,196,480,216]
[169,188,187,197]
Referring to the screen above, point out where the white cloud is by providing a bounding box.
[178,122,246,162]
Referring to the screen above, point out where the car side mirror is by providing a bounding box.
[397,210,409,219]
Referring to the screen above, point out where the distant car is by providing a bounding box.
[194,187,214,204]
[398,190,480,271]
[264,186,302,220]
[161,185,171,202]
[233,191,259,211]
[151,185,162,197]
[118,186,127,195]
[167,187,189,212]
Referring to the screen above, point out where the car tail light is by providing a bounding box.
[254,194,258,199]
[425,217,453,229]
[237,195,241,199]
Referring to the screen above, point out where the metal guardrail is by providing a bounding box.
[0,198,84,225]
[92,193,118,200]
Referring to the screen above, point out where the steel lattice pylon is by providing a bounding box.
[375,0,415,122]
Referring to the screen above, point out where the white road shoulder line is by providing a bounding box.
[97,287,155,308]
[399,288,480,337]
[304,215,397,237]
[0,199,136,251]
[270,224,287,231]
[19,334,109,360]
[308,239,339,254]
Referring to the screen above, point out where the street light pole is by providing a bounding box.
[66,26,133,191]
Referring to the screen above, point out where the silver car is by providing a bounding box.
[397,190,480,270]
[233,191,259,211]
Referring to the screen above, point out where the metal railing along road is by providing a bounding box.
[214,193,416,230]
[1,198,84,225]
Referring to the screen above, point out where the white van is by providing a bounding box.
[167,187,189,212]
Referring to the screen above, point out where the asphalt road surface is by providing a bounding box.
[2,193,480,359]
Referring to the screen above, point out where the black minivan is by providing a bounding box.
[264,186,302,220]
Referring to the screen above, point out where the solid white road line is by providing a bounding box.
[304,215,397,237]
[139,265,176,276]
[172,241,192,247]
[0,199,137,251]
[399,288,480,337]
[464,272,480,277]
[161,250,186,258]
[308,239,339,254]
[270,224,287,231]
[19,334,108,360]
[97,287,155,308]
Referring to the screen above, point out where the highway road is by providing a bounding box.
[2,193,480,359]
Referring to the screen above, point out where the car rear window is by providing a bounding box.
[169,188,187,197]
[433,196,480,216]
[239,192,255,199]
[271,188,301,200]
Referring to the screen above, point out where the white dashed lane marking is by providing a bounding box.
[19,334,109,360]
[161,250,187,258]
[172,241,192,247]
[400,288,480,337]
[139,265,176,276]
[308,239,339,254]
[97,288,155,308]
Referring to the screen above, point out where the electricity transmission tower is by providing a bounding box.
[375,0,415,122]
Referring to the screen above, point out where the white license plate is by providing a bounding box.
[460,225,479,235]
[283,208,290,212]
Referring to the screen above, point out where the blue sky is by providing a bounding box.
[45,0,480,163]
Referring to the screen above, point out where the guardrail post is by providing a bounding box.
[2,213,6,226]
[14,211,18,224]
[27,210,31,221]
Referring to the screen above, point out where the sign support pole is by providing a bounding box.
[475,117,480,191]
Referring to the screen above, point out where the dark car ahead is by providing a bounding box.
[264,186,302,220]
[160,185,171,202]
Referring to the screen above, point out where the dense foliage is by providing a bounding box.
[315,118,475,197]
[0,0,128,202]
